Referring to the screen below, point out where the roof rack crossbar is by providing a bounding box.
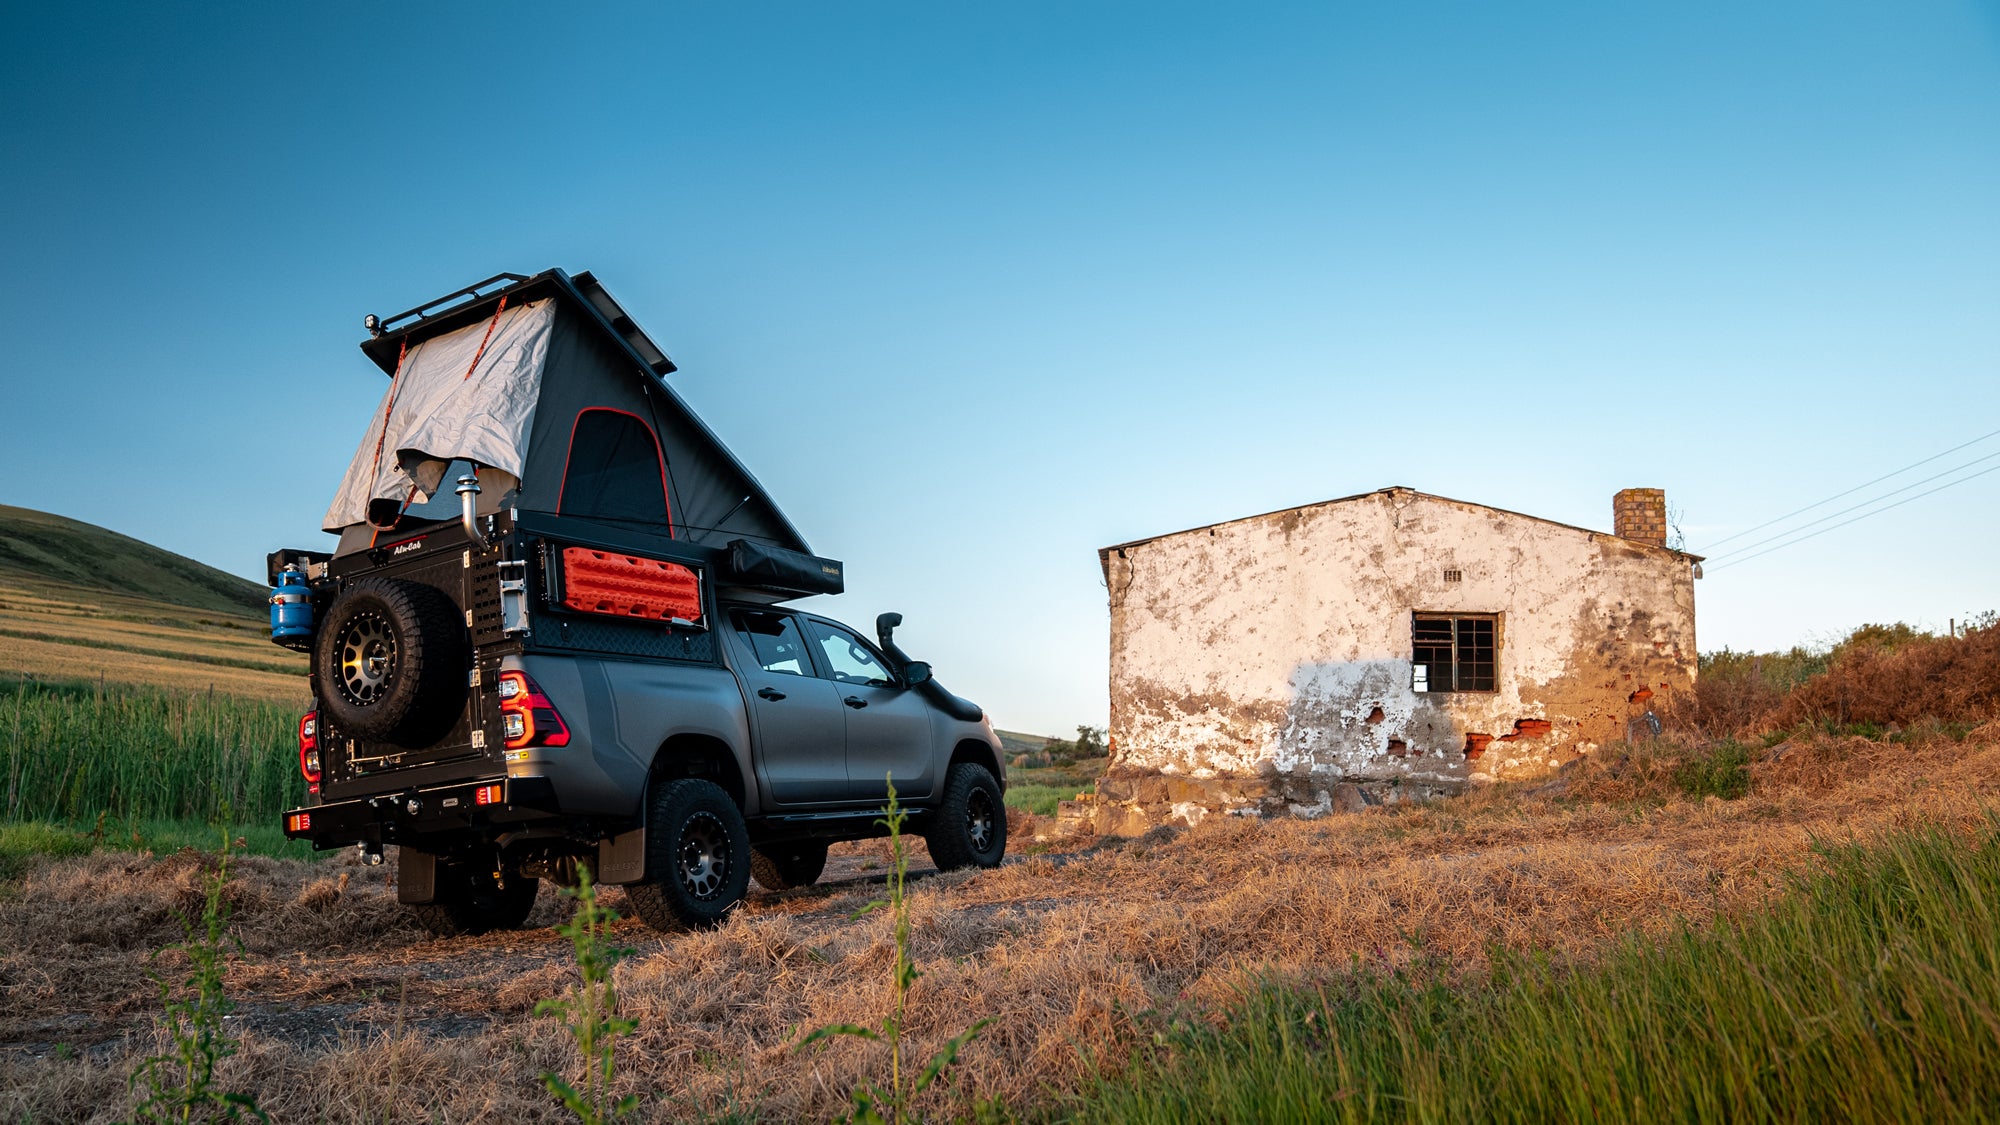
[377,273,532,334]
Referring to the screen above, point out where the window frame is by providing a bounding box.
[1411,612,1500,694]
[800,617,900,688]
[554,407,675,533]
[729,608,822,679]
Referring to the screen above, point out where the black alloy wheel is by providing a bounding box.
[625,778,752,932]
[925,762,1008,871]
[677,811,731,901]
[965,785,998,854]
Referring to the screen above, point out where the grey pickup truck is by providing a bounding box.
[270,269,1006,935]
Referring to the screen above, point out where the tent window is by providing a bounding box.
[559,409,672,529]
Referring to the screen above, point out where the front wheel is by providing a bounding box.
[924,762,1007,871]
[625,778,752,932]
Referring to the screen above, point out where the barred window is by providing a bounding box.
[1412,613,1497,693]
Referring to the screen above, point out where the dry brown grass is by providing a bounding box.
[2,724,1997,1123]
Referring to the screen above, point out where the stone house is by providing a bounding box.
[1080,487,1699,835]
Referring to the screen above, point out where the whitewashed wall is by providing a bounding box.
[1099,489,1697,796]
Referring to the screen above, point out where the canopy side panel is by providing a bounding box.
[517,306,811,555]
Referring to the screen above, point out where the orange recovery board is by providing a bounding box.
[561,548,703,624]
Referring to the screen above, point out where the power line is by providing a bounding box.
[1703,446,2000,562]
[1706,460,2000,572]
[1695,424,2000,553]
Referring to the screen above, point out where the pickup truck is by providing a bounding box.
[271,270,1007,935]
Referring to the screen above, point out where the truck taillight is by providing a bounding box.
[498,670,570,750]
[298,710,321,792]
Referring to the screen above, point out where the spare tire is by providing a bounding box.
[313,577,468,744]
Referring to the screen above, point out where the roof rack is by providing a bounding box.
[370,273,532,336]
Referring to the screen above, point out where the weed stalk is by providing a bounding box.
[537,867,640,1123]
[127,830,266,1122]
[800,776,991,1124]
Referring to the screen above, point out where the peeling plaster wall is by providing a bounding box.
[1100,490,1696,803]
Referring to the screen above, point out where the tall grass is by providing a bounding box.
[1076,819,2000,1124]
[0,675,304,824]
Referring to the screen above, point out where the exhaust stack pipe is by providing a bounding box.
[456,474,485,546]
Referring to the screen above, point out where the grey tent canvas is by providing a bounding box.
[321,270,814,563]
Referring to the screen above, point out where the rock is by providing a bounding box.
[1331,782,1369,814]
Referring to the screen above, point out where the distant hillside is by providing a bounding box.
[0,505,265,618]
[996,729,1055,756]
[0,506,304,701]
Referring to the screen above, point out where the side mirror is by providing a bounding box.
[901,661,933,688]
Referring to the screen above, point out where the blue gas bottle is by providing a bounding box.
[270,566,314,642]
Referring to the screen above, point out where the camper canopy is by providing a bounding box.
[321,270,813,559]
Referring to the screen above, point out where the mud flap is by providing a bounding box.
[398,846,437,904]
[598,827,646,884]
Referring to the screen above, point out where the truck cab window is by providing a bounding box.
[732,610,813,676]
[804,620,895,687]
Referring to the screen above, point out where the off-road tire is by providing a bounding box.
[625,778,752,932]
[925,762,1007,871]
[406,858,539,938]
[313,577,467,744]
[750,840,829,892]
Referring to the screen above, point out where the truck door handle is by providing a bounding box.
[843,695,868,709]
[757,686,786,701]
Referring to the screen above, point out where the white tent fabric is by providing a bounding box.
[323,299,557,531]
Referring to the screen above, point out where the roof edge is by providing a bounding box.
[1099,486,1705,562]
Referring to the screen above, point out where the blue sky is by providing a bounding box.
[3,2,1997,735]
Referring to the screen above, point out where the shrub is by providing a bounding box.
[1672,740,1752,801]
[1763,618,2000,731]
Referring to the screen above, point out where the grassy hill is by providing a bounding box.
[0,505,306,702]
[0,504,267,617]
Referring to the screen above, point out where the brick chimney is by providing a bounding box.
[1613,488,1668,546]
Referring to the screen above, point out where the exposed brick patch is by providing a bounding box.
[1387,738,1408,756]
[1629,687,1654,703]
[1365,706,1385,724]
[1499,718,1553,742]
[1463,733,1493,759]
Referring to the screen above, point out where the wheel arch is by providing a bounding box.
[647,732,749,812]
[949,738,1004,791]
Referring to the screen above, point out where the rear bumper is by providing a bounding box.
[282,774,560,849]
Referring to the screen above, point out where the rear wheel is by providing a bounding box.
[625,778,752,932]
[406,853,539,938]
[925,762,1007,871]
[750,840,829,891]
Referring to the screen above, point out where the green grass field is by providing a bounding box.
[1074,818,2000,1124]
[0,675,305,826]
[1005,757,1110,815]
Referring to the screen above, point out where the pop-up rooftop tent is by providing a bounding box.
[322,270,837,593]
